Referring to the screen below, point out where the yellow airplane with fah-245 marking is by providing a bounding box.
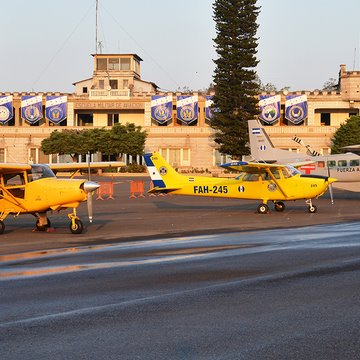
[144,152,337,214]
[0,161,124,234]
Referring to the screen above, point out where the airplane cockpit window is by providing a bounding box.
[270,168,281,179]
[282,166,300,178]
[338,160,347,167]
[4,173,25,186]
[28,165,56,182]
[350,159,360,166]
[327,160,336,168]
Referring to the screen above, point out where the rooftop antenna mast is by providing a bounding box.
[95,0,99,54]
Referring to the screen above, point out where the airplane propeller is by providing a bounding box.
[86,152,99,223]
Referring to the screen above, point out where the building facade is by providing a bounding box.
[0,55,359,169]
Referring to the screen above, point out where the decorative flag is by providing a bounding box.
[21,95,43,124]
[46,96,67,124]
[259,95,280,124]
[285,95,307,124]
[151,95,172,124]
[176,95,198,124]
[0,95,13,124]
[205,95,213,121]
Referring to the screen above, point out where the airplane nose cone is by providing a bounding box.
[83,181,100,193]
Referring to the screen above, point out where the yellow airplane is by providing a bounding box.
[144,152,337,214]
[0,161,124,234]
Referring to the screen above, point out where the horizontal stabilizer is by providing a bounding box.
[148,186,181,194]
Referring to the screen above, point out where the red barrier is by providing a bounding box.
[130,180,145,198]
[96,182,114,200]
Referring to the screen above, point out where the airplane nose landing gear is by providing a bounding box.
[68,208,84,234]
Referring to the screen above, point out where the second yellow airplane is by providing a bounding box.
[144,152,336,214]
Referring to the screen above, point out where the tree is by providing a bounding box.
[211,0,260,157]
[331,116,360,153]
[322,78,338,92]
[41,124,147,161]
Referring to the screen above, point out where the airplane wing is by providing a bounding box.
[48,161,125,171]
[0,164,32,172]
[219,161,287,173]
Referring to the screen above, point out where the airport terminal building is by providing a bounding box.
[0,54,359,169]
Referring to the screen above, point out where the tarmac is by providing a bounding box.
[0,175,359,256]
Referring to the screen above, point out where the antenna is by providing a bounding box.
[95,0,99,54]
[353,47,357,71]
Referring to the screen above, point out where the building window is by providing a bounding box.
[97,58,107,70]
[77,113,93,126]
[0,148,4,162]
[99,80,104,89]
[120,58,131,70]
[109,80,118,89]
[108,58,119,70]
[159,148,190,167]
[83,87,88,94]
[123,79,129,88]
[320,113,330,126]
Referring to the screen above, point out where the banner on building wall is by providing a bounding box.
[0,95,13,124]
[21,95,43,124]
[205,95,213,121]
[285,95,307,124]
[46,96,67,124]
[258,95,280,124]
[176,95,198,124]
[151,95,172,124]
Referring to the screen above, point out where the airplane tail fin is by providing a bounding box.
[248,119,277,162]
[143,152,184,193]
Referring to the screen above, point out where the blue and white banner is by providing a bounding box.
[151,95,172,124]
[285,95,307,124]
[176,95,198,124]
[46,96,67,124]
[21,95,43,124]
[259,95,280,124]
[0,95,13,124]
[205,95,213,121]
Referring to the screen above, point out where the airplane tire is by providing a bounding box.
[274,202,285,212]
[69,219,83,234]
[308,205,317,213]
[36,218,51,231]
[257,204,269,214]
[0,221,5,234]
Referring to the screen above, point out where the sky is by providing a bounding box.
[1,0,360,93]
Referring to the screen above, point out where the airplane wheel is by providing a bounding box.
[308,205,317,213]
[257,204,269,214]
[274,201,285,212]
[0,221,5,234]
[36,218,51,231]
[69,219,83,234]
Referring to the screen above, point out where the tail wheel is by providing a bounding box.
[274,201,285,212]
[69,219,83,234]
[257,204,269,214]
[308,205,317,213]
[0,220,5,234]
[36,218,51,231]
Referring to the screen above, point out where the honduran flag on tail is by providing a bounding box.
[151,95,172,124]
[21,95,43,124]
[46,96,67,124]
[252,128,261,135]
[176,95,198,124]
[259,95,280,124]
[285,95,307,124]
[0,95,13,124]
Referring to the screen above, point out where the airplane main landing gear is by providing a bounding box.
[274,201,285,212]
[257,203,269,214]
[68,209,84,234]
